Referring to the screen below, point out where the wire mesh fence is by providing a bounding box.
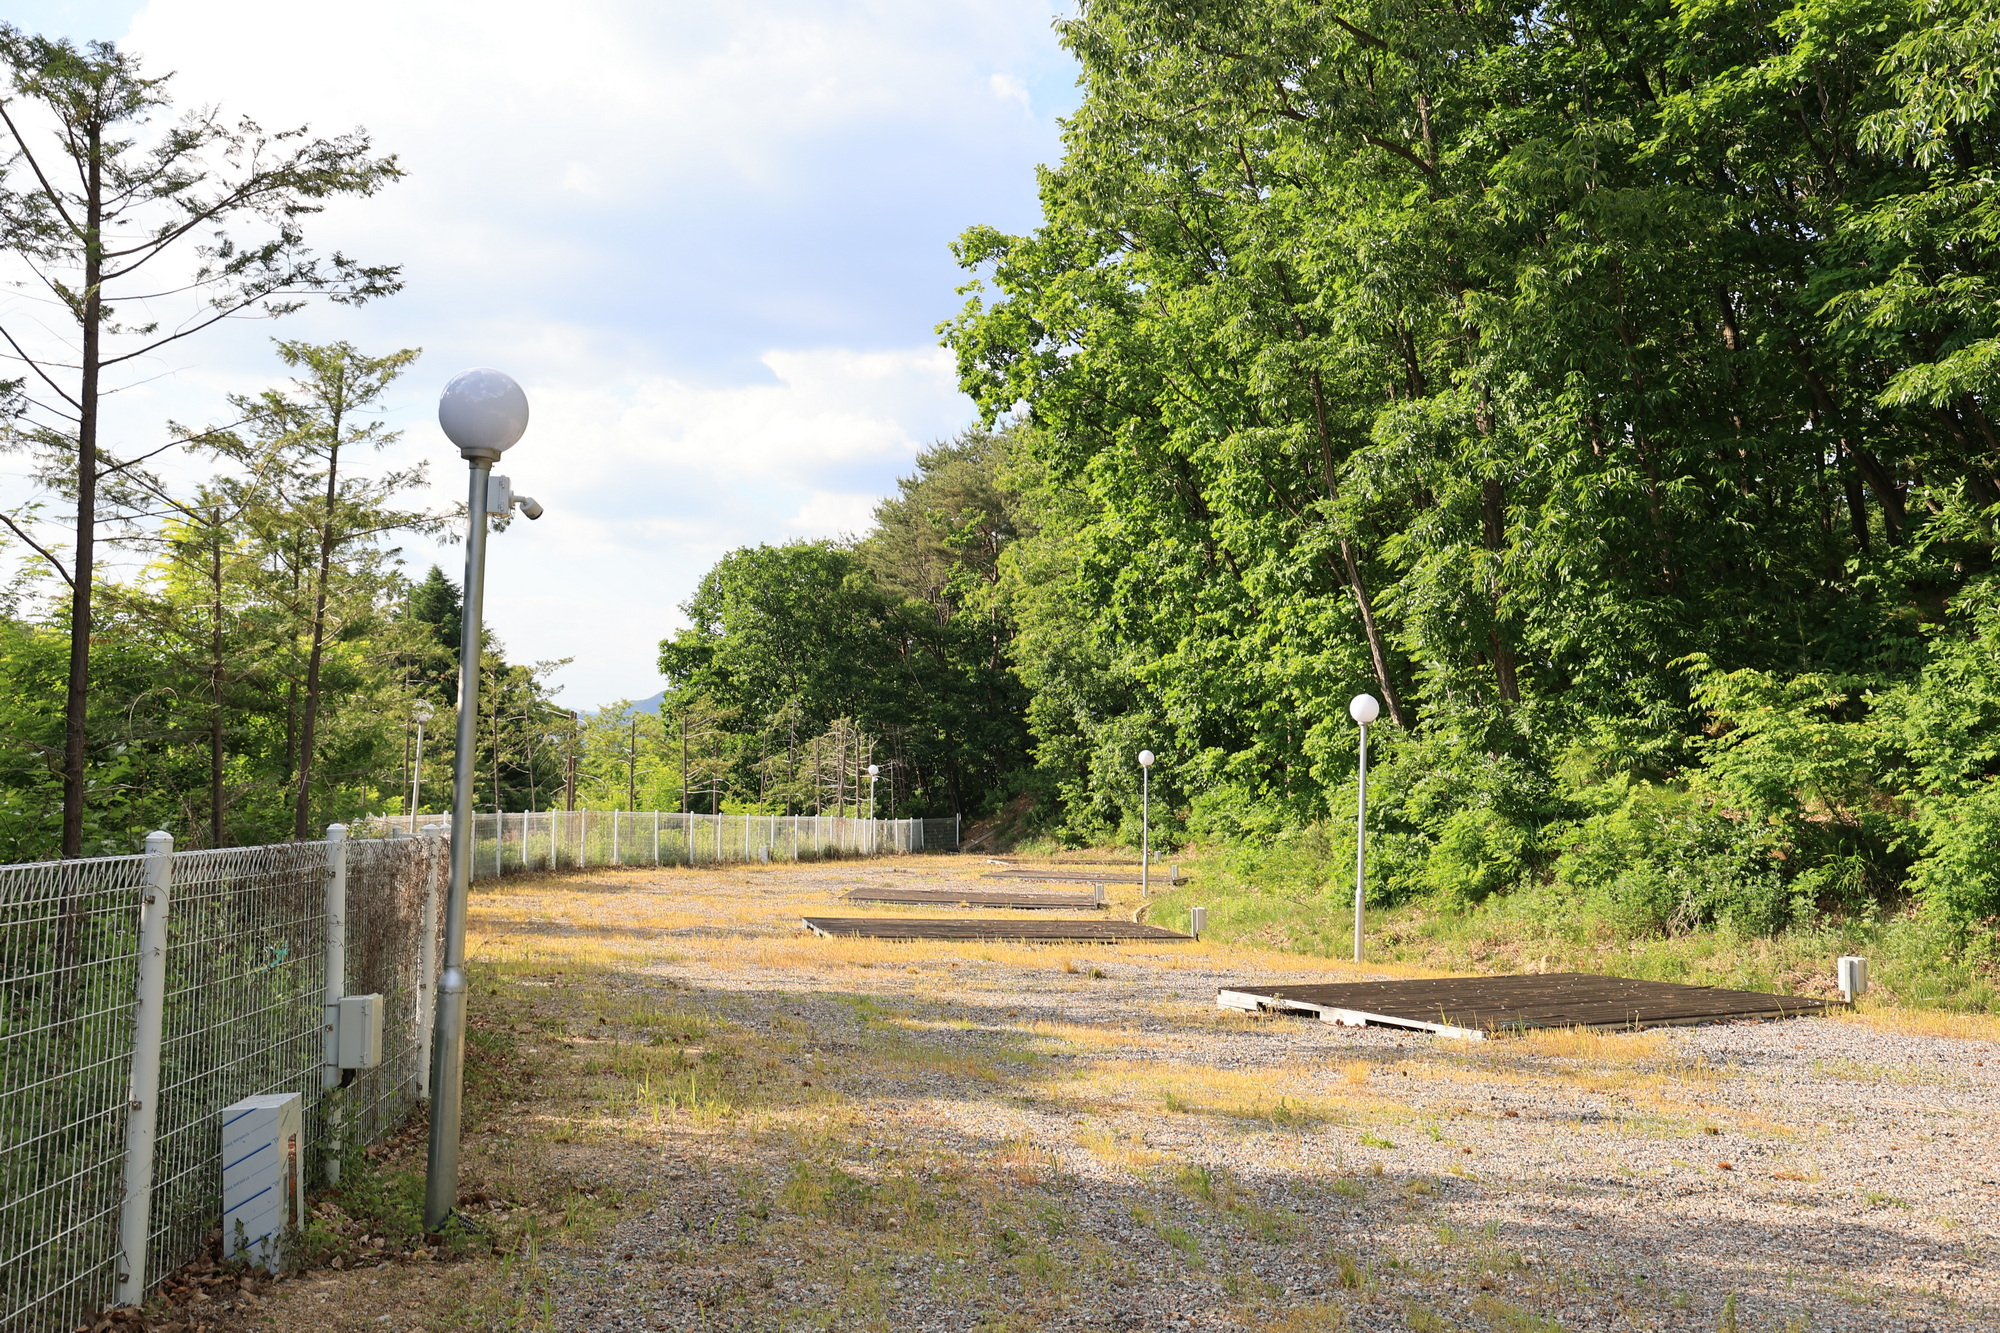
[0,854,149,1333]
[0,832,444,1333]
[360,810,958,874]
[0,806,943,1329]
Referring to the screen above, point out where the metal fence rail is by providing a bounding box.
[0,832,445,1333]
[360,810,959,872]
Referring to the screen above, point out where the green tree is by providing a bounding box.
[223,341,428,837]
[0,27,400,853]
[937,0,2000,938]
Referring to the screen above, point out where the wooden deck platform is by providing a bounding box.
[1216,972,1837,1040]
[982,868,1189,888]
[802,916,1193,943]
[985,858,1141,868]
[843,887,1105,909]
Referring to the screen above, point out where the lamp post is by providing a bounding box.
[409,699,434,817]
[1138,749,1154,896]
[1349,693,1380,964]
[867,764,879,820]
[424,368,543,1232]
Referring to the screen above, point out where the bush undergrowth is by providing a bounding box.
[1150,843,1998,1012]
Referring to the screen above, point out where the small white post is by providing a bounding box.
[419,824,445,1099]
[322,823,349,1183]
[654,809,661,866]
[613,807,622,866]
[116,830,174,1309]
[1838,956,1868,1003]
[1189,905,1207,940]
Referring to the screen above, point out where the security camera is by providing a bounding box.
[513,495,544,520]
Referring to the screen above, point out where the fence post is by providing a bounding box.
[322,823,349,1184]
[654,809,660,866]
[419,825,445,1099]
[116,831,175,1309]
[613,808,621,866]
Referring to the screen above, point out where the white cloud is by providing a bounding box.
[7,0,1076,706]
[787,491,884,536]
[990,73,1032,112]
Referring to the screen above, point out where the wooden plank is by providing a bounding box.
[843,888,1104,910]
[802,916,1192,943]
[1217,972,1836,1038]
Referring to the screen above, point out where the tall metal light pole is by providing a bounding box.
[1138,749,1154,896]
[867,764,879,820]
[409,699,434,816]
[1349,693,1380,964]
[424,368,543,1232]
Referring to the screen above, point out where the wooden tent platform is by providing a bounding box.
[802,916,1192,943]
[1216,972,1836,1040]
[985,857,1141,868]
[983,868,1189,888]
[843,887,1104,910]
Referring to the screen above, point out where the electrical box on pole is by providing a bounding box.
[337,993,385,1070]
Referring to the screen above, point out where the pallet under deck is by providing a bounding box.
[1217,972,1837,1040]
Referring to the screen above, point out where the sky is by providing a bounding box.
[1,0,1078,707]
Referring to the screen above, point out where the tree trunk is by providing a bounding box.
[291,392,345,839]
[209,515,227,847]
[1338,539,1412,730]
[60,129,105,858]
[1307,370,1412,728]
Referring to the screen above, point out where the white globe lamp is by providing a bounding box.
[438,368,529,459]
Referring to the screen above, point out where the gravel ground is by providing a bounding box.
[234,857,2000,1333]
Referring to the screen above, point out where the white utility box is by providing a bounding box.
[1838,956,1868,1003]
[337,993,385,1070]
[221,1092,304,1270]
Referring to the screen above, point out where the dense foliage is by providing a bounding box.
[0,339,574,858]
[919,0,2000,945]
[658,433,1031,816]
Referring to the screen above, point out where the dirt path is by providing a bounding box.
[243,856,1999,1333]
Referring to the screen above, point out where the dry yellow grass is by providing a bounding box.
[1023,1018,1144,1049]
[1513,1026,1669,1061]
[1060,1058,1367,1127]
[461,866,1432,986]
[1829,1004,2000,1043]
[1076,1124,1169,1171]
